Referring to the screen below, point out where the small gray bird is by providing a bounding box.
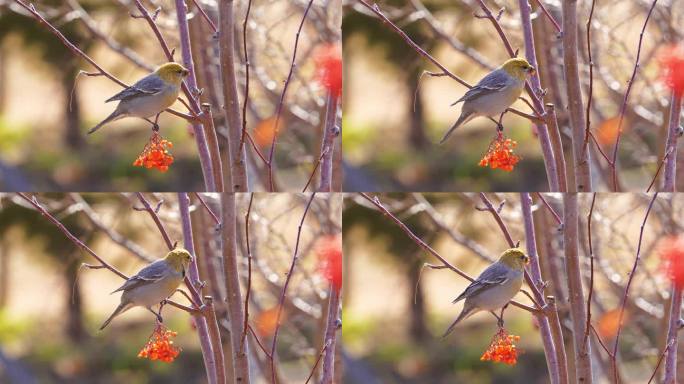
[440,58,536,144]
[99,248,192,330]
[443,248,529,337]
[88,63,189,134]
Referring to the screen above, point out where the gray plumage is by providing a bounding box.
[451,70,511,107]
[442,262,522,337]
[111,259,177,293]
[88,73,178,135]
[440,67,526,144]
[105,75,166,103]
[452,262,511,303]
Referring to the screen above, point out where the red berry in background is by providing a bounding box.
[659,45,684,98]
[316,234,342,292]
[660,235,684,289]
[314,43,343,100]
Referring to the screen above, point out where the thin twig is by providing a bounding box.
[240,194,254,354]
[239,0,253,153]
[582,0,597,157]
[611,193,659,379]
[269,193,317,383]
[609,0,659,191]
[582,193,596,353]
[135,193,174,250]
[267,0,316,192]
[534,192,562,226]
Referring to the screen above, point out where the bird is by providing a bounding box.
[99,248,193,330]
[88,62,189,134]
[439,58,536,144]
[443,248,529,337]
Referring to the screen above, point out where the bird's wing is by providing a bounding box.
[105,74,166,103]
[111,260,171,293]
[452,262,511,303]
[451,70,510,105]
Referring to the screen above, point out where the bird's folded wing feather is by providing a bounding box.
[105,74,166,103]
[451,70,510,106]
[452,262,510,303]
[111,260,171,293]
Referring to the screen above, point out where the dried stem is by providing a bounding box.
[662,93,683,191]
[200,103,225,192]
[318,94,340,192]
[545,104,568,192]
[218,0,249,192]
[320,285,341,384]
[178,193,223,384]
[520,192,568,384]
[582,194,596,353]
[221,192,250,383]
[563,193,593,383]
[239,0,253,154]
[516,0,561,191]
[241,194,254,353]
[582,0,596,157]
[663,285,682,383]
[562,0,592,191]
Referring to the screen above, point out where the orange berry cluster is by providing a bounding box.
[138,323,181,363]
[480,327,521,365]
[479,133,521,172]
[133,132,174,172]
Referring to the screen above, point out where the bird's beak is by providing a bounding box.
[181,68,190,77]
[528,67,536,76]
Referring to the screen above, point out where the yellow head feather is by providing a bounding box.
[500,58,535,81]
[155,62,189,85]
[164,247,193,273]
[498,248,530,270]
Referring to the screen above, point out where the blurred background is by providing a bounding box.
[0,192,341,383]
[0,0,341,191]
[342,192,682,383]
[342,0,684,191]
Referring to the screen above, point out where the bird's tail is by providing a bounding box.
[99,302,132,330]
[88,109,124,135]
[442,304,478,338]
[439,111,474,144]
